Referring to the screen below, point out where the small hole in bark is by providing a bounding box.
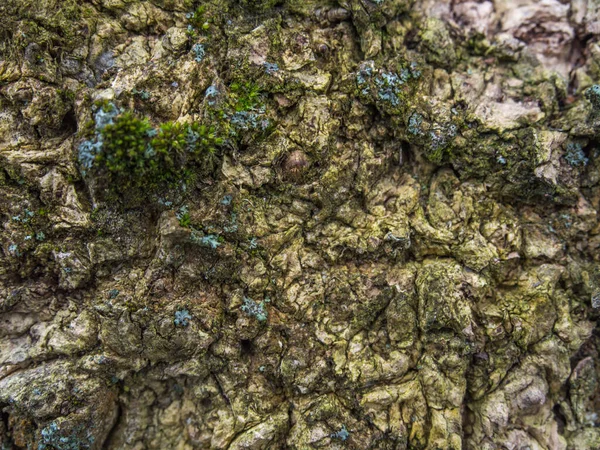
[61,109,77,134]
[552,404,566,435]
[240,339,254,357]
[399,141,412,166]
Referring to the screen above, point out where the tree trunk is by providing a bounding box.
[0,0,599,448]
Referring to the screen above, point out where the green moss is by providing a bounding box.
[82,106,224,193]
[229,81,263,112]
[97,112,153,176]
[202,77,274,147]
[176,205,191,227]
[187,5,209,31]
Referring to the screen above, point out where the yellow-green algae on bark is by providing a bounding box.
[1,0,600,449]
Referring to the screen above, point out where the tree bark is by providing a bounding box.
[0,0,599,448]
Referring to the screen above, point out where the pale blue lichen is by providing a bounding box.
[384,231,410,248]
[223,212,238,233]
[374,71,402,106]
[191,231,221,249]
[201,234,220,248]
[78,140,103,171]
[93,103,120,130]
[429,130,447,150]
[263,61,279,75]
[591,291,600,309]
[183,124,213,152]
[408,112,423,136]
[410,62,421,77]
[38,421,94,450]
[230,110,270,131]
[358,63,419,107]
[205,85,219,106]
[377,88,400,106]
[585,84,600,111]
[330,425,350,441]
[379,72,401,86]
[78,102,120,172]
[176,205,190,225]
[248,237,258,249]
[132,88,151,100]
[11,208,34,223]
[427,122,458,156]
[144,144,156,159]
[241,297,268,322]
[192,43,205,62]
[174,309,192,327]
[356,65,373,86]
[564,142,588,167]
[560,213,572,228]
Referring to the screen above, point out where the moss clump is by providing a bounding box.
[186,5,211,38]
[79,104,223,191]
[97,112,154,176]
[230,81,262,111]
[204,80,273,145]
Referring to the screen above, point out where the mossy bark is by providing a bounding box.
[1,1,600,449]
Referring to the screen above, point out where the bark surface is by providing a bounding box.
[0,0,600,449]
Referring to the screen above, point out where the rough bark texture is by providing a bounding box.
[1,0,600,449]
